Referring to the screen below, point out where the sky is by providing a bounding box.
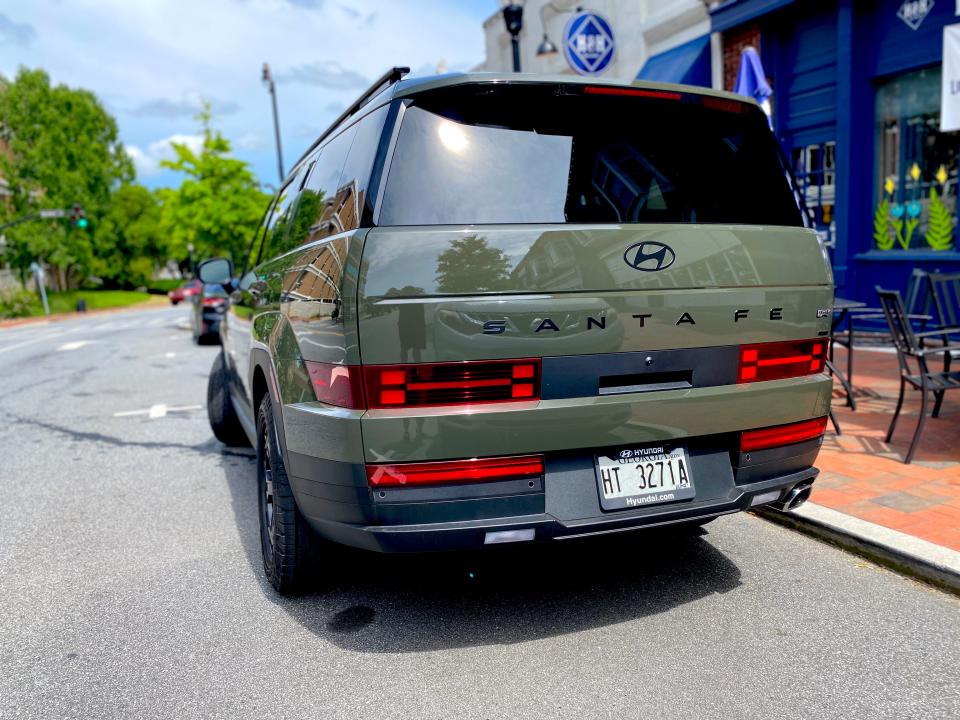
[0,0,495,190]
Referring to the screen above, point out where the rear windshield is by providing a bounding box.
[378,84,804,227]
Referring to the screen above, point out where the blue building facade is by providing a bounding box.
[710,0,960,302]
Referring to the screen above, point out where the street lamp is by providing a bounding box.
[536,3,582,58]
[262,62,285,184]
[501,2,524,72]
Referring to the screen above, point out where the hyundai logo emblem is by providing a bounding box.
[623,241,676,272]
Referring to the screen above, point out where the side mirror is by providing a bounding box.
[197,257,235,290]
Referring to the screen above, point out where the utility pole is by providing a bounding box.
[262,63,285,183]
[502,3,524,72]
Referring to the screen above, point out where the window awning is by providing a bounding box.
[635,35,711,88]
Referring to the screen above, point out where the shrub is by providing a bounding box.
[0,286,37,319]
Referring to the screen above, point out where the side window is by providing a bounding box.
[337,104,390,232]
[299,124,357,243]
[240,200,274,284]
[258,164,308,264]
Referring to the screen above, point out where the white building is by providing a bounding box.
[475,1,718,88]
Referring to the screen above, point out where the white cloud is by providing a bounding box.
[126,133,205,176]
[234,132,263,150]
[3,0,488,187]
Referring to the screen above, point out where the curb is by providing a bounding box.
[756,502,960,596]
[0,297,169,329]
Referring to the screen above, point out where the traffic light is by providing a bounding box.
[69,203,88,229]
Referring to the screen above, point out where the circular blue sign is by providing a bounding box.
[563,11,615,76]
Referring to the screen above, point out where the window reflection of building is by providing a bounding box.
[314,181,362,242]
[280,238,348,320]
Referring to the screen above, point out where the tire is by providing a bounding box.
[257,393,323,594]
[206,352,248,447]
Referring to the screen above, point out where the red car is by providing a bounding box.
[168,279,202,305]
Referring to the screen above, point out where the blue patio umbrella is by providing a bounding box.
[734,46,773,127]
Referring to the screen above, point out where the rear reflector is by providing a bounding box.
[740,417,828,452]
[364,359,540,409]
[304,361,365,409]
[367,454,544,488]
[738,338,828,383]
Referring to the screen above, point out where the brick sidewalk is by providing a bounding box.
[815,347,960,551]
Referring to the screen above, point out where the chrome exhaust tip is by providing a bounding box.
[769,481,813,512]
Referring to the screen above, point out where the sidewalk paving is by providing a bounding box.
[817,346,960,551]
[765,345,960,592]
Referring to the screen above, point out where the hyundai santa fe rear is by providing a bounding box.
[199,69,834,594]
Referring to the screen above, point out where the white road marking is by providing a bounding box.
[57,340,92,352]
[113,404,202,419]
[164,352,176,358]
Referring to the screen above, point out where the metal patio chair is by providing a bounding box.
[834,269,932,396]
[926,272,960,363]
[876,287,960,464]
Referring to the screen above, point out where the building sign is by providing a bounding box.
[563,11,615,76]
[898,0,935,30]
[942,24,960,130]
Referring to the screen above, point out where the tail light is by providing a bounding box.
[367,454,544,488]
[364,359,540,409]
[738,338,827,383]
[202,297,226,307]
[740,416,828,452]
[304,361,365,409]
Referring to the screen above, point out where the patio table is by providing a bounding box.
[829,297,866,411]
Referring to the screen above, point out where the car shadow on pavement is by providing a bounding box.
[218,449,743,654]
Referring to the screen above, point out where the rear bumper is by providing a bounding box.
[289,436,820,553]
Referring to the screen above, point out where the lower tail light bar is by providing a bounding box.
[738,338,828,383]
[740,416,828,452]
[367,454,544,488]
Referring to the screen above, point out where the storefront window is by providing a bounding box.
[875,67,958,251]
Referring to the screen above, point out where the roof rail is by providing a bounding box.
[294,66,410,169]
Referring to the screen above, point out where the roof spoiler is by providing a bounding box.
[294,66,410,169]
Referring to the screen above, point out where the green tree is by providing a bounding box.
[158,106,270,266]
[91,184,165,287]
[0,67,133,288]
[435,236,511,293]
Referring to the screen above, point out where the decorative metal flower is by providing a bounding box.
[936,164,948,185]
[884,176,896,195]
[909,162,922,182]
[907,200,922,218]
[891,204,905,218]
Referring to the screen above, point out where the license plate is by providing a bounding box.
[595,444,695,510]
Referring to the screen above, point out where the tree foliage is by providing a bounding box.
[92,184,165,287]
[435,236,511,293]
[158,106,270,266]
[0,67,133,287]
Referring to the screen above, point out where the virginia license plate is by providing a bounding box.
[595,444,695,510]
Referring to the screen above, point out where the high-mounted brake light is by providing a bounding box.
[740,417,829,452]
[304,361,365,409]
[584,86,682,100]
[738,338,828,383]
[367,454,544,488]
[364,359,540,409]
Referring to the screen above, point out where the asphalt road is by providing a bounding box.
[1,305,958,720]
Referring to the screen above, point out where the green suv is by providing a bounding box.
[199,68,834,594]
